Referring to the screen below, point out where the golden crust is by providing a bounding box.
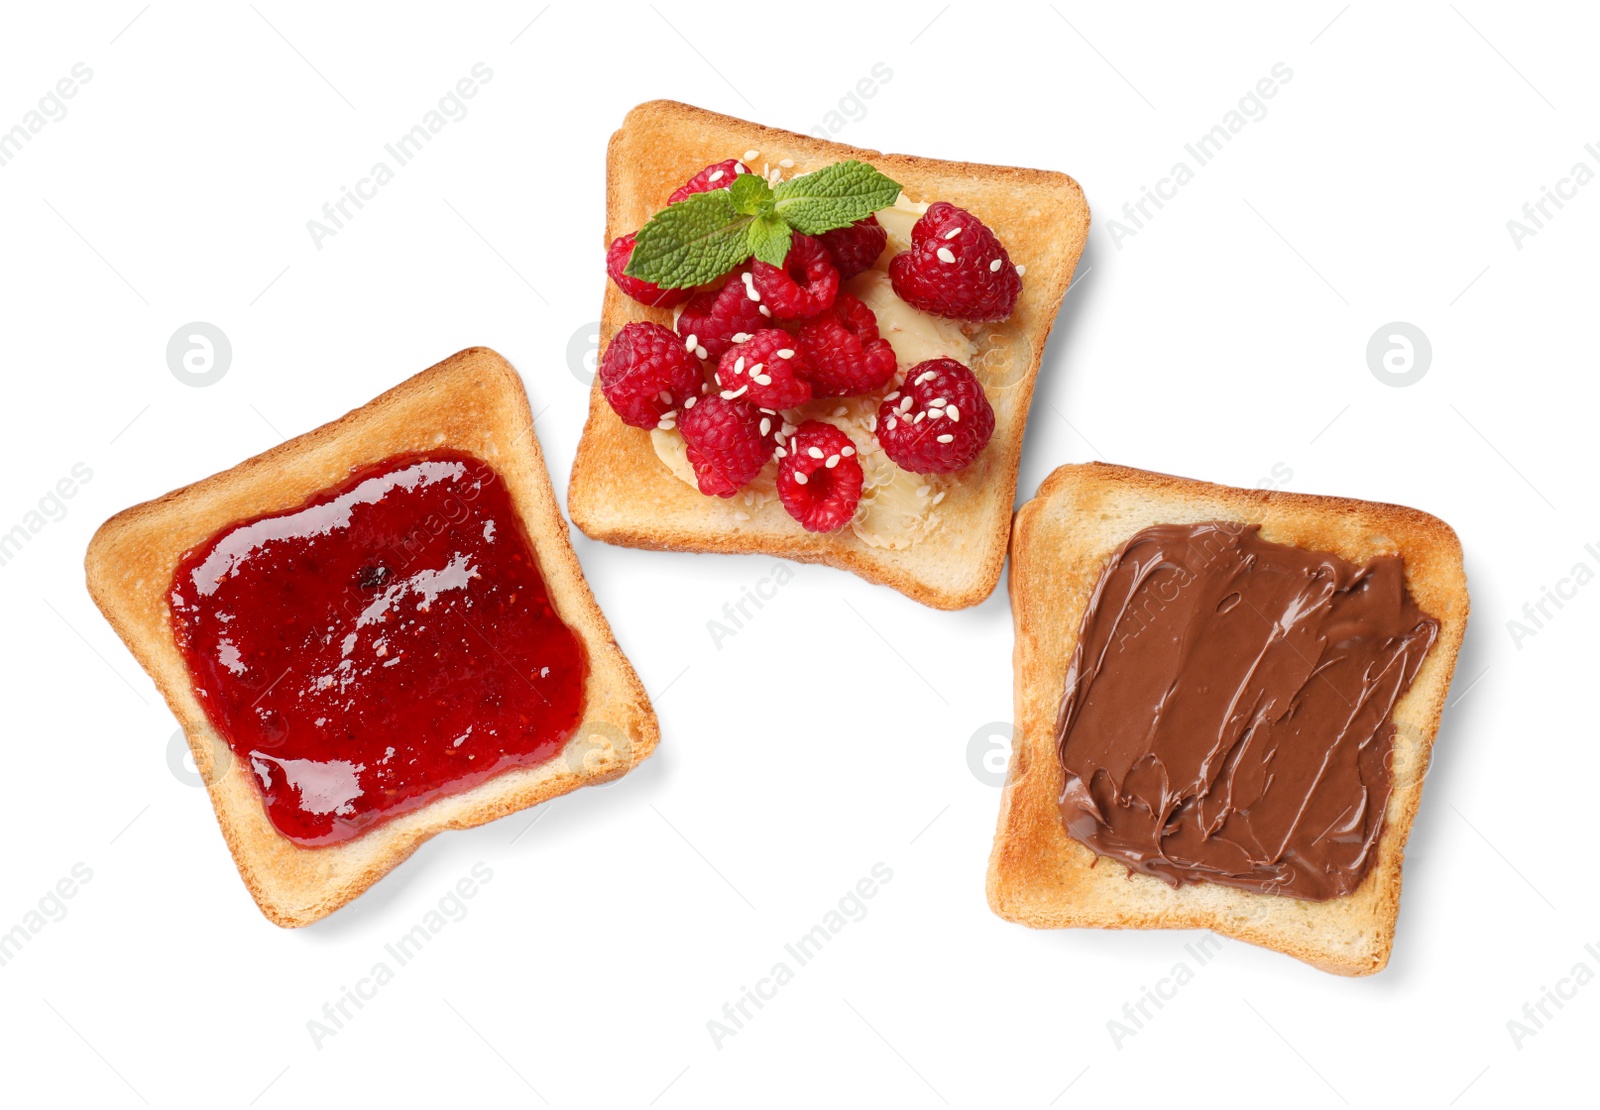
[84,348,658,927]
[985,462,1470,975]
[567,100,1090,610]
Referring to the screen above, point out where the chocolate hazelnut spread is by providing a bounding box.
[1055,522,1439,901]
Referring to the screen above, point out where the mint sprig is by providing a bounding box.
[772,160,902,235]
[624,161,901,289]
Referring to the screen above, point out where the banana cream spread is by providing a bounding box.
[1055,522,1440,901]
[657,193,982,550]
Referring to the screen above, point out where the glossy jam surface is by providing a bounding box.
[170,451,586,846]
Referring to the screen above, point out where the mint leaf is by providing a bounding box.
[621,161,902,290]
[625,190,753,288]
[772,160,902,236]
[746,213,792,267]
[728,173,774,217]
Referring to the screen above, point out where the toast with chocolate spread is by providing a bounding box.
[85,348,657,926]
[986,462,1468,975]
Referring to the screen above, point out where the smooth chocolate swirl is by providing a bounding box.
[1056,522,1438,901]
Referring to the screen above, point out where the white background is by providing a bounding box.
[1,2,1594,1106]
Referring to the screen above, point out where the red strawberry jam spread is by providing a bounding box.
[169,451,586,847]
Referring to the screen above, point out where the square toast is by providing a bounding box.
[568,100,1090,609]
[85,347,657,927]
[987,462,1469,975]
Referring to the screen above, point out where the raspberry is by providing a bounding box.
[887,202,1021,321]
[777,421,864,532]
[716,329,813,410]
[749,234,839,320]
[817,215,888,279]
[668,159,747,204]
[795,293,897,398]
[875,358,995,473]
[597,322,705,430]
[677,395,775,497]
[606,232,691,309]
[676,270,769,365]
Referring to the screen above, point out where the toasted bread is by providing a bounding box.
[986,462,1469,975]
[85,348,657,927]
[568,100,1090,610]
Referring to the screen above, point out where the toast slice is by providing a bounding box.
[568,100,1090,610]
[987,463,1469,975]
[85,348,657,927]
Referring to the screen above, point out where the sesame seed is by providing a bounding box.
[722,385,748,399]
[779,158,794,168]
[937,247,956,264]
[734,356,746,374]
[929,407,944,419]
[746,285,761,302]
[932,490,946,505]
[759,305,772,317]
[744,149,760,161]
[943,227,961,239]
[832,406,847,417]
[732,332,753,343]
[825,454,840,468]
[753,374,773,386]
[929,397,947,407]
[884,391,900,402]
[794,471,808,485]
[937,433,954,443]
[841,446,856,457]
[749,362,764,376]
[685,333,698,351]
[808,446,824,459]
[696,346,708,360]
[734,162,748,174]
[887,418,897,431]
[989,258,1002,273]
[868,416,877,432]
[759,417,771,435]
[684,396,697,409]
[782,423,797,436]
[899,396,913,413]
[775,446,786,458]
[913,412,925,423]
[658,390,672,404]
[1016,264,1026,276]
[777,348,794,359]
[734,511,749,520]
[947,405,959,422]
[916,485,930,497]
[709,170,725,183]
[915,371,936,385]
[659,420,676,430]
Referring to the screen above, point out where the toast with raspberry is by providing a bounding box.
[569,101,1090,609]
[85,349,658,926]
[986,463,1470,975]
